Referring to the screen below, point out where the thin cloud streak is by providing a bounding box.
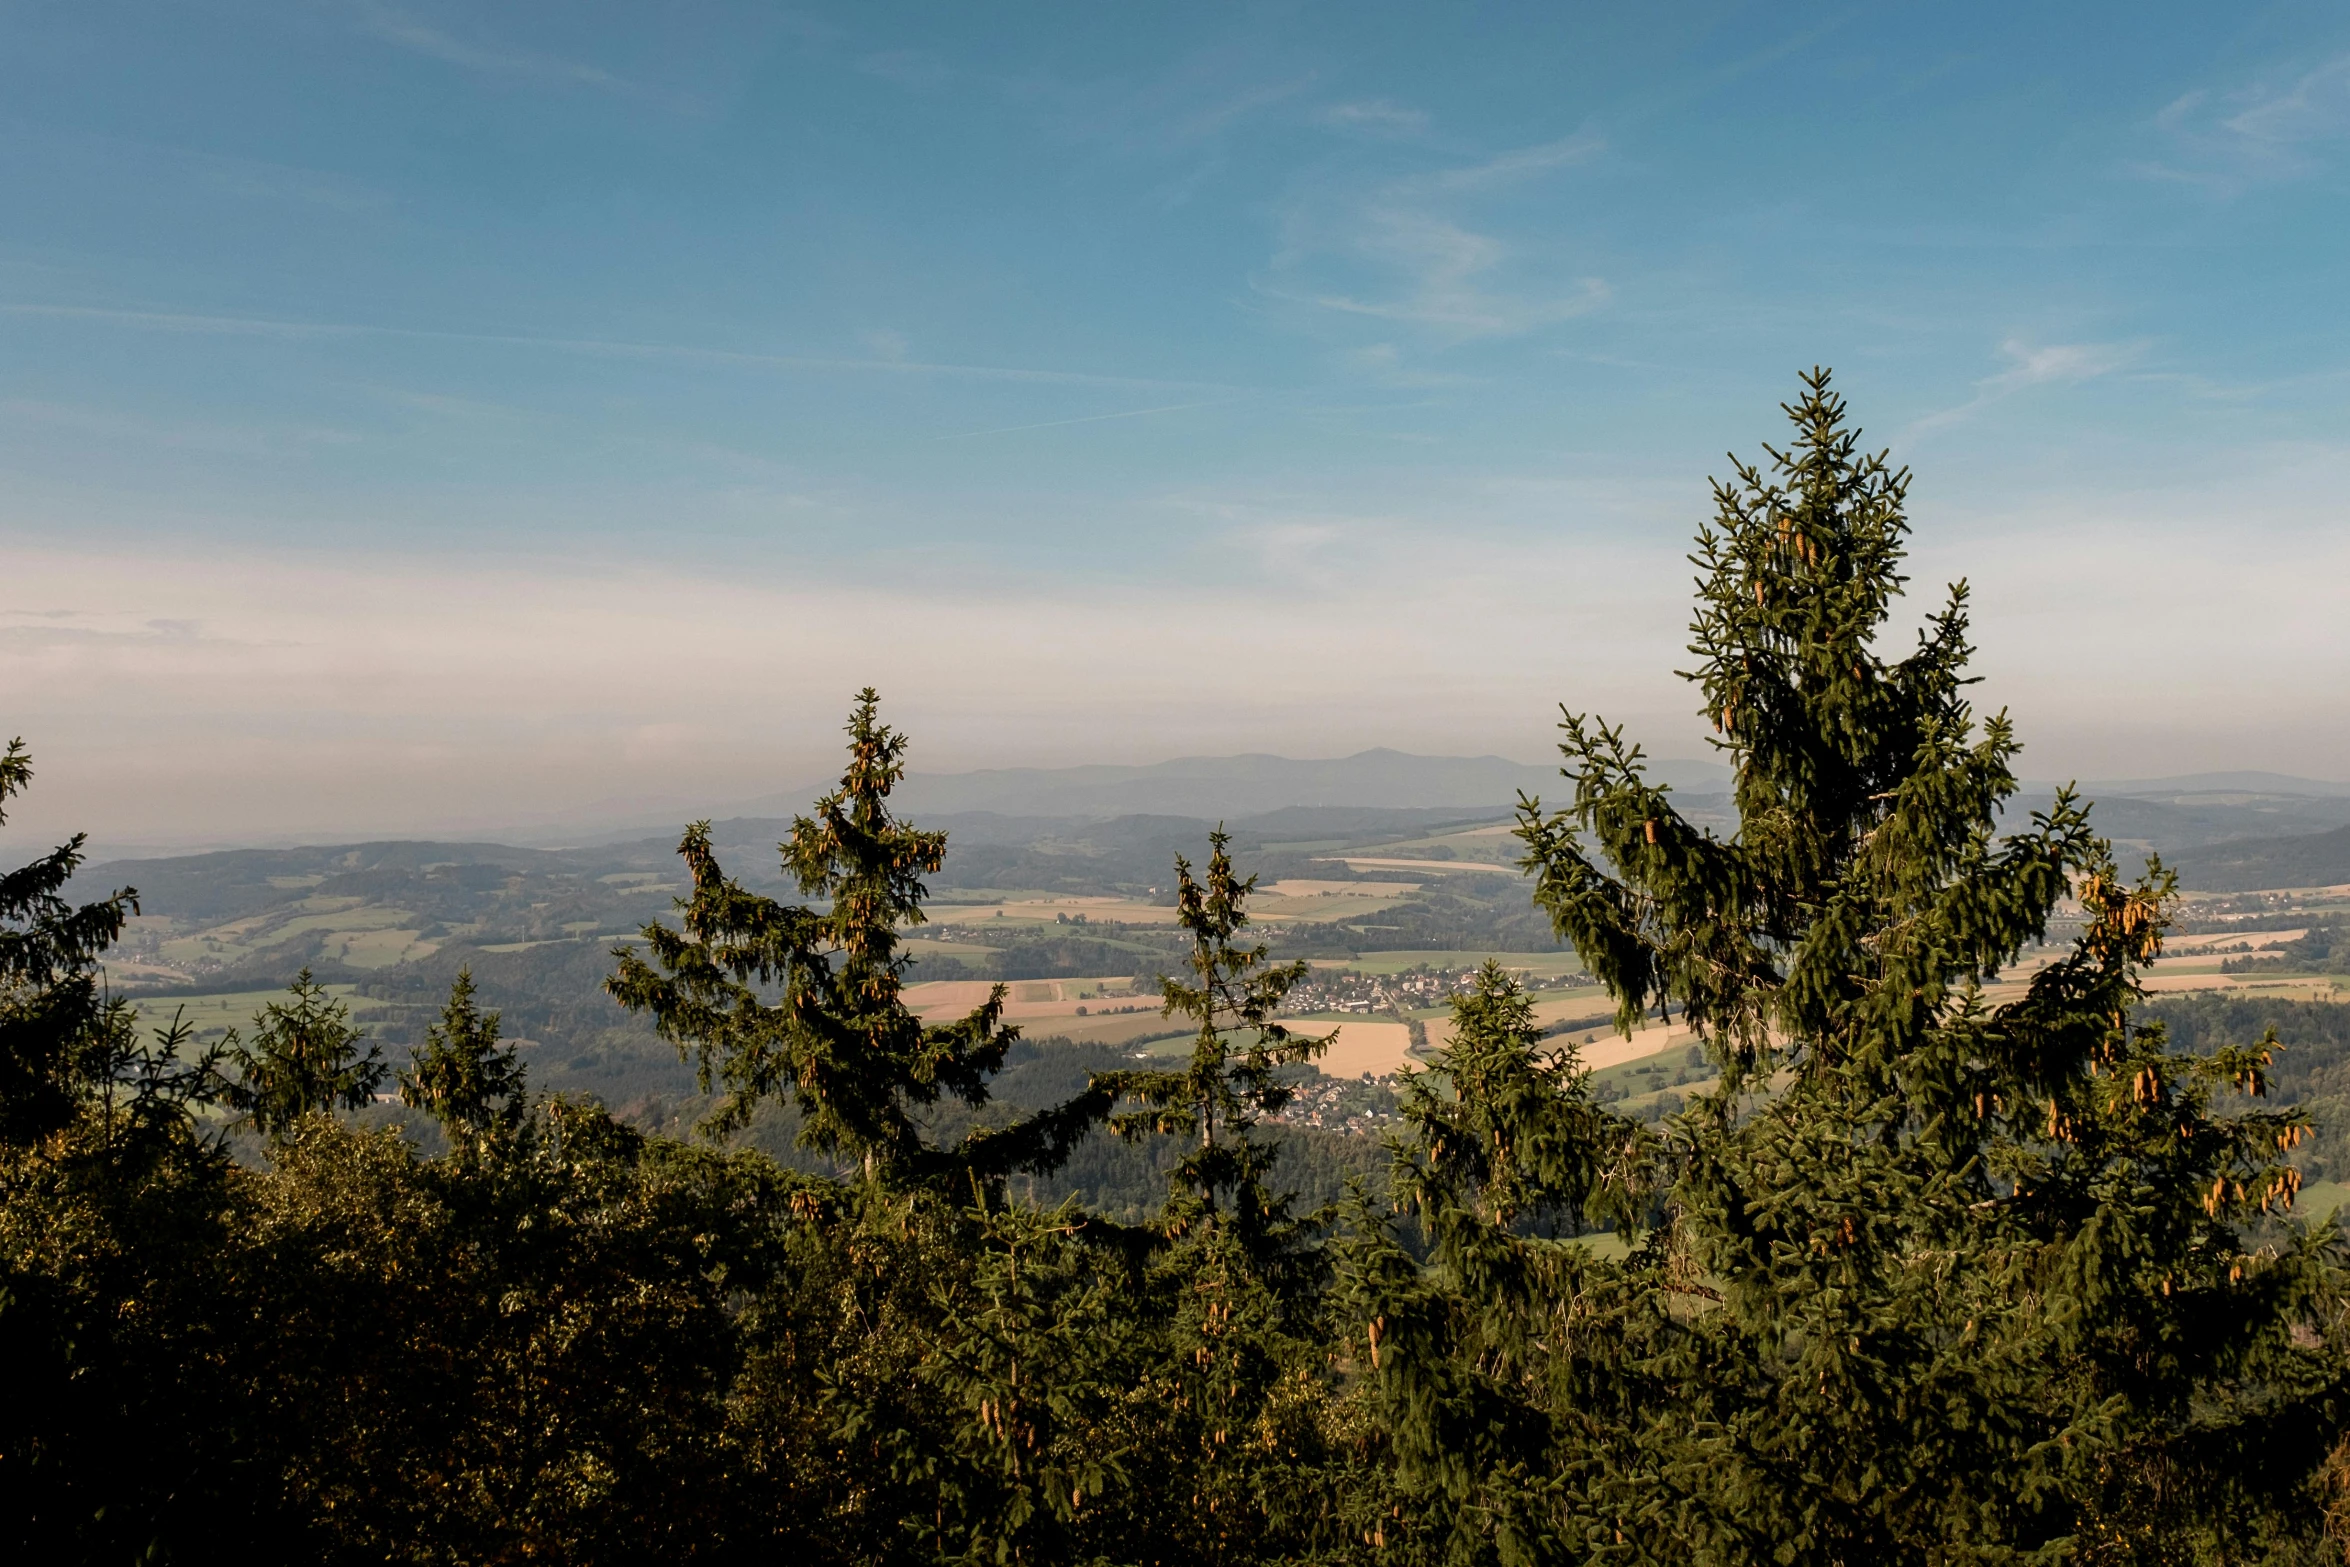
[343,1,669,106]
[2137,51,2350,191]
[933,400,1228,440]
[1418,132,1605,192]
[1903,338,2145,439]
[0,303,1245,392]
[1317,100,1432,136]
[1265,132,1611,341]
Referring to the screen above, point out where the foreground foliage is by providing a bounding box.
[4,376,2346,1564]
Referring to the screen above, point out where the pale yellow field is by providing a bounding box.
[100,956,200,986]
[1277,1018,1415,1078]
[2139,973,2347,1000]
[1260,879,1423,898]
[2165,929,2307,953]
[1419,990,1617,1053]
[1576,1020,1704,1070]
[1425,1015,1695,1069]
[903,976,1180,1047]
[1319,856,1518,876]
[905,976,1147,1016]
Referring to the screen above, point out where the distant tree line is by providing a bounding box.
[6,375,2348,1563]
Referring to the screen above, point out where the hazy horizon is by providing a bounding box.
[6,2,2348,850]
[46,738,2350,863]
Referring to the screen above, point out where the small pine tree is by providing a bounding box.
[1094,829,1327,1248]
[225,968,386,1139]
[399,969,524,1155]
[608,689,1109,1185]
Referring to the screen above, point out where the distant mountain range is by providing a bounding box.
[67,745,2350,867]
[700,747,1735,828]
[2067,771,2350,801]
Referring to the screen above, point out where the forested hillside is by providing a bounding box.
[2171,823,2350,892]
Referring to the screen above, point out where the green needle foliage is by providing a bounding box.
[1509,369,2346,1562]
[224,967,387,1139]
[1096,829,1330,1247]
[400,968,526,1155]
[0,737,141,1147]
[607,689,1110,1188]
[1341,963,1655,1563]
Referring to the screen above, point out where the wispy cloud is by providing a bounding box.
[1317,100,1431,136]
[1340,342,1479,389]
[343,1,666,105]
[0,303,1244,392]
[1004,49,1314,159]
[0,616,269,652]
[0,397,360,459]
[1296,210,1610,333]
[1264,133,1610,340]
[1904,338,2145,438]
[1171,73,1318,143]
[1418,133,1604,192]
[2136,52,2350,191]
[932,400,1225,441]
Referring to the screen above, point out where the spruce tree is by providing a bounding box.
[1341,963,1653,1564]
[1506,369,2343,1560]
[1086,833,1359,1564]
[0,744,245,1561]
[224,968,386,1139]
[400,968,525,1156]
[1095,829,1328,1248]
[607,689,1109,1186]
[0,739,141,1147]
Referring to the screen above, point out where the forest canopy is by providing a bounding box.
[4,372,2347,1565]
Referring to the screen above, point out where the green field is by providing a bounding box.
[900,936,1001,967]
[2296,1180,2350,1223]
[142,897,440,974]
[119,984,401,1043]
[1566,1229,1638,1262]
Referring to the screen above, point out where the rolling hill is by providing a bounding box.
[2170,824,2350,892]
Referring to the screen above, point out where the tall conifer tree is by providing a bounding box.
[1506,369,2343,1559]
[607,690,1108,1186]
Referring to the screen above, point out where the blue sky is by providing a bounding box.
[5,1,2349,843]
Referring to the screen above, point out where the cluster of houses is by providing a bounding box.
[1286,962,1593,1017]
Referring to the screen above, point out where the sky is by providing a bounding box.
[4,0,2349,848]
